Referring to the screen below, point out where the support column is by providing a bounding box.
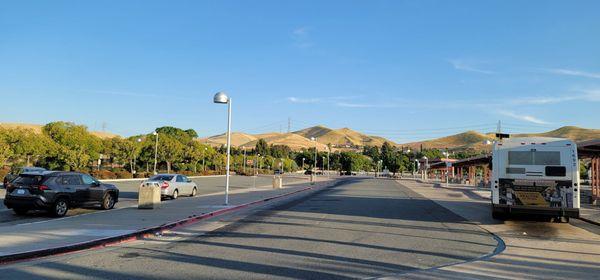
[592,156,600,202]
[483,166,491,186]
[468,166,476,186]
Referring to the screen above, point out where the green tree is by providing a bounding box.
[157,135,184,173]
[185,141,207,173]
[255,139,269,156]
[0,137,13,166]
[57,146,91,171]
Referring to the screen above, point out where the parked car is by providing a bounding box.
[142,174,197,199]
[3,166,46,188]
[274,169,283,175]
[3,171,119,217]
[304,170,313,175]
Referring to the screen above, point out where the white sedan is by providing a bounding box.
[143,174,197,199]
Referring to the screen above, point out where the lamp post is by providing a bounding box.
[213,92,232,205]
[202,147,207,172]
[422,156,429,181]
[133,138,141,175]
[311,137,317,173]
[302,157,305,170]
[414,159,419,179]
[153,131,158,174]
[242,146,246,173]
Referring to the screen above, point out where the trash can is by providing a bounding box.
[272,176,283,189]
[138,182,161,209]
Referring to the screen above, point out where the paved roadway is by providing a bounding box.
[0,178,499,279]
[0,175,306,225]
[1,178,599,279]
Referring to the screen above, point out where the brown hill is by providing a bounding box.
[293,126,395,148]
[401,126,600,151]
[402,131,494,151]
[514,126,600,142]
[242,133,329,151]
[198,132,258,147]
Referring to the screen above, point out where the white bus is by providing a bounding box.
[491,137,580,222]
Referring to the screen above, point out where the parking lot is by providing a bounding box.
[0,175,307,225]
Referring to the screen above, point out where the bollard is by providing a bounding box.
[272,175,283,189]
[310,174,315,185]
[138,182,161,209]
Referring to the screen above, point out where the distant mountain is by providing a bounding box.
[513,126,600,142]
[402,131,494,151]
[199,132,258,147]
[401,126,600,151]
[293,126,394,148]
[0,123,119,139]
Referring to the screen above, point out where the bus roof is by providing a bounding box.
[495,137,576,149]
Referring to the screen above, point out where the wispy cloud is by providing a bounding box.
[448,59,494,74]
[291,27,313,49]
[498,110,549,125]
[544,68,600,79]
[334,102,398,108]
[510,88,600,105]
[287,97,322,103]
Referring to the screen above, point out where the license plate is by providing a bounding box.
[16,189,25,195]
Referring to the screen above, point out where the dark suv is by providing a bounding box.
[3,171,119,217]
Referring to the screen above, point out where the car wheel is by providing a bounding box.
[13,208,29,215]
[52,198,69,217]
[101,193,116,210]
[190,187,197,197]
[172,189,178,200]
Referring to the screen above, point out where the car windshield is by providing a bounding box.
[13,175,46,185]
[149,175,174,181]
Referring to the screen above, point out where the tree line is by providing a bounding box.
[0,121,472,178]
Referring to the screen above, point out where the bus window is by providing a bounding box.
[545,166,566,177]
[508,151,560,165]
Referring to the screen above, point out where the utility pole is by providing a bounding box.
[497,120,502,134]
[288,117,291,133]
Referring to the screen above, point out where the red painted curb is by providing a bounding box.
[0,183,327,265]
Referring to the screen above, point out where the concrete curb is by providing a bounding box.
[0,181,334,265]
[578,216,600,227]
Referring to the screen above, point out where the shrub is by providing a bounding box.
[90,170,116,179]
[114,170,132,179]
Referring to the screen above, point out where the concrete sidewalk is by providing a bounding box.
[0,177,336,262]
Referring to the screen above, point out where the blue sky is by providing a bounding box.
[1,0,599,143]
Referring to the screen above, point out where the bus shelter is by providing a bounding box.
[578,139,600,203]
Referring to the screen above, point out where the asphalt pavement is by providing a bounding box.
[0,178,498,279]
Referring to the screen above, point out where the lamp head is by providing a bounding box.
[213,92,229,104]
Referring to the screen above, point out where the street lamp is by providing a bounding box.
[152,131,158,175]
[213,91,232,205]
[311,137,317,174]
[422,156,429,181]
[133,138,141,175]
[302,157,305,170]
[242,146,246,173]
[202,147,208,172]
